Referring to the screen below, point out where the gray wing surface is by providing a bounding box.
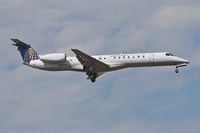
[71,49,110,72]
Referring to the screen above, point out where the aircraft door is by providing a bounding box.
[149,54,154,62]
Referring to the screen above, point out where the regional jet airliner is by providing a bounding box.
[12,39,189,82]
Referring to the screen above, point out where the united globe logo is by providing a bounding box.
[24,48,39,63]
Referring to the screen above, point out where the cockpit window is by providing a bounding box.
[166,53,174,56]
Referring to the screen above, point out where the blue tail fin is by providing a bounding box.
[11,39,39,63]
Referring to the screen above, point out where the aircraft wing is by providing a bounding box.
[71,49,110,72]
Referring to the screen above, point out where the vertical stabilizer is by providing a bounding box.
[11,39,39,63]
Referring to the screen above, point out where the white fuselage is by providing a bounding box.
[28,52,189,73]
[11,38,190,82]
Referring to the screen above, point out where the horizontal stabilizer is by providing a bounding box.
[11,39,28,48]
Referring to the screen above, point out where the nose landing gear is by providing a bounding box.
[175,67,179,73]
[175,63,187,73]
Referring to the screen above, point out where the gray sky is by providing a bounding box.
[0,0,200,133]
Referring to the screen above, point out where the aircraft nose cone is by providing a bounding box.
[179,58,190,64]
[185,59,190,64]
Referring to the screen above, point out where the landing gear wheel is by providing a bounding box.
[90,73,97,83]
[91,78,96,82]
[86,71,97,83]
[175,68,179,73]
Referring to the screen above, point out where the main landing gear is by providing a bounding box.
[91,76,96,82]
[86,71,97,83]
[84,66,97,82]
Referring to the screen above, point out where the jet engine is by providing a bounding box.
[40,53,66,63]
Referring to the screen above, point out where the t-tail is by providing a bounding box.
[11,39,39,64]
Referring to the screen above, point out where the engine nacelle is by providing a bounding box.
[40,53,66,63]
